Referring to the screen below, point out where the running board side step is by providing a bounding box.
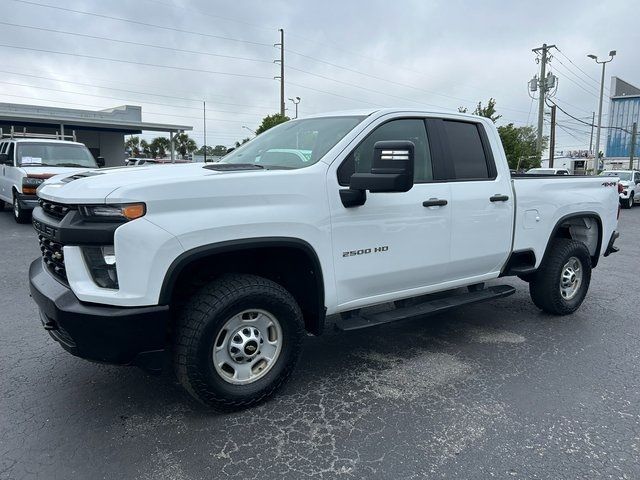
[336,285,516,331]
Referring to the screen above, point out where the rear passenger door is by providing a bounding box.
[427,118,513,280]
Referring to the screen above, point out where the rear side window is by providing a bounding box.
[442,121,491,180]
[6,143,14,163]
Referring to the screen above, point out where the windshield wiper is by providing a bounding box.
[204,163,265,171]
[55,163,92,167]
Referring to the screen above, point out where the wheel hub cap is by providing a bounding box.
[560,257,582,300]
[213,309,282,385]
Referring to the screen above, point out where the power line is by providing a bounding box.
[0,70,276,111]
[0,79,268,120]
[555,47,609,93]
[287,49,531,115]
[9,0,273,48]
[547,99,631,134]
[288,64,446,109]
[548,62,600,98]
[550,57,600,96]
[0,21,273,65]
[287,81,380,107]
[0,44,273,80]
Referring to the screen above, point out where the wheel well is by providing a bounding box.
[548,214,602,267]
[164,242,326,335]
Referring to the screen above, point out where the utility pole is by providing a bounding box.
[532,43,555,153]
[549,104,557,168]
[629,122,638,170]
[588,50,616,171]
[203,100,207,163]
[275,29,285,116]
[589,111,595,155]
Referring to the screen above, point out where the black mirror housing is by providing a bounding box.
[0,153,10,165]
[96,156,105,167]
[349,140,415,193]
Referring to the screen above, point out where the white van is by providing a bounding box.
[0,130,101,223]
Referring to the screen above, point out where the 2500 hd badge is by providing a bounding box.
[342,245,389,257]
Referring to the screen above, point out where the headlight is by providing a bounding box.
[79,203,146,221]
[22,177,44,194]
[83,245,118,289]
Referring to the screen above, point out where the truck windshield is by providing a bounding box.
[220,116,365,169]
[17,143,98,168]
[600,171,631,181]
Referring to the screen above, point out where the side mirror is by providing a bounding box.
[96,156,105,167]
[0,153,10,166]
[340,141,414,207]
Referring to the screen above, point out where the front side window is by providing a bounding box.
[338,119,432,185]
[17,143,97,168]
[442,121,491,180]
[220,116,365,170]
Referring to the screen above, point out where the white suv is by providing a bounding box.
[600,170,640,209]
[0,134,101,222]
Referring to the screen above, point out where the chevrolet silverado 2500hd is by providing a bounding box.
[29,109,620,410]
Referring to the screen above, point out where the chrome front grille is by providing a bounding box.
[38,234,67,282]
[38,199,74,220]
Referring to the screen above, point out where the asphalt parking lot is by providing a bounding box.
[1,206,639,480]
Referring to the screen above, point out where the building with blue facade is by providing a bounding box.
[606,77,640,168]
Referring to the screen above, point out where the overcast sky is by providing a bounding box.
[1,0,638,152]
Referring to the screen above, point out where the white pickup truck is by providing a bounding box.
[0,132,102,223]
[29,109,620,410]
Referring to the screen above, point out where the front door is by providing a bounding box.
[328,118,452,310]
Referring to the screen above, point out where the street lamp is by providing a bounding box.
[588,50,616,171]
[288,96,301,119]
[242,126,256,135]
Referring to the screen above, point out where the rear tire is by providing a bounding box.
[529,239,591,315]
[13,194,31,224]
[174,274,304,411]
[629,194,635,208]
[0,199,5,211]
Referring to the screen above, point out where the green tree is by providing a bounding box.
[255,113,290,135]
[212,145,227,156]
[234,137,251,148]
[150,137,171,158]
[125,135,141,157]
[140,139,151,157]
[174,133,198,158]
[458,98,501,123]
[497,124,545,170]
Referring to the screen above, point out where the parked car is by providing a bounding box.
[0,131,101,223]
[599,169,640,208]
[29,108,620,410]
[526,167,570,175]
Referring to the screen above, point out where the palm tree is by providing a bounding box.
[125,135,141,157]
[150,137,171,158]
[174,133,197,158]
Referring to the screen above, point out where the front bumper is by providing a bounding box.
[16,192,38,210]
[29,258,170,372]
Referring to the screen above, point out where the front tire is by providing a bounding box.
[174,274,304,410]
[529,239,592,315]
[13,195,31,223]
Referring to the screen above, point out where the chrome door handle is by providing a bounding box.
[423,198,448,207]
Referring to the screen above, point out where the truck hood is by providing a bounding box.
[21,166,97,178]
[38,163,223,203]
